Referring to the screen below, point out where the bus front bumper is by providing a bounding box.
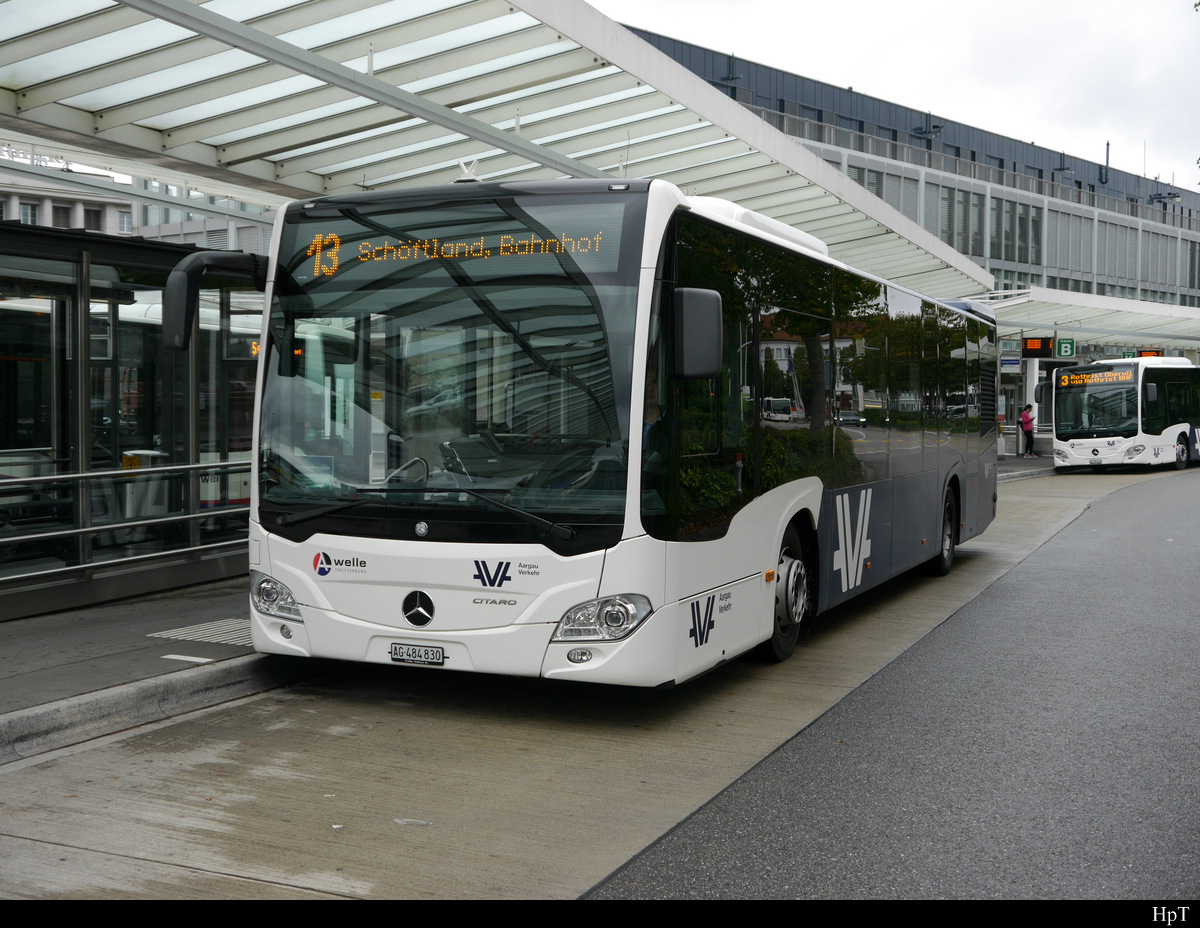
[1054,439,1157,467]
[250,603,681,687]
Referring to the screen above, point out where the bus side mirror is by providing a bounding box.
[163,251,268,350]
[1144,383,1157,404]
[674,288,723,380]
[1033,381,1047,404]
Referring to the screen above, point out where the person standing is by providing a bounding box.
[1020,404,1036,458]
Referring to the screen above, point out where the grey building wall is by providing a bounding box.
[633,28,1200,310]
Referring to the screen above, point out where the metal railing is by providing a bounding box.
[0,459,250,578]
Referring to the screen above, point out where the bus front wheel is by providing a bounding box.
[1175,434,1189,470]
[762,527,813,662]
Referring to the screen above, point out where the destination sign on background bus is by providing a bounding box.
[1059,368,1134,388]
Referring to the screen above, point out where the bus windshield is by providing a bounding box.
[259,190,644,544]
[1053,365,1139,439]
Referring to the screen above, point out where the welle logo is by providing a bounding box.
[473,560,513,588]
[313,551,367,577]
[688,595,716,647]
[832,488,872,593]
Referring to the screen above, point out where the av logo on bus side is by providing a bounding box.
[688,595,716,647]
[832,489,873,594]
[687,590,731,647]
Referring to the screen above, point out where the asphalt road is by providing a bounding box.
[588,468,1200,898]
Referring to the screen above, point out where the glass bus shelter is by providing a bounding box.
[0,222,256,620]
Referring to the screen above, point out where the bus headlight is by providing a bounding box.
[251,570,302,620]
[552,594,652,641]
[1124,444,1146,460]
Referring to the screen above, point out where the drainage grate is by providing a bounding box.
[148,617,253,648]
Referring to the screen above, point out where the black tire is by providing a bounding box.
[761,527,813,662]
[1174,434,1189,471]
[928,491,957,576]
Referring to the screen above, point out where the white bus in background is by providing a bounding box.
[762,397,793,422]
[1036,356,1200,470]
[164,178,998,688]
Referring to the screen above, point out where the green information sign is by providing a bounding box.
[1055,338,1075,358]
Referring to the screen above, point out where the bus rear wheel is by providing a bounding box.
[928,492,957,576]
[761,527,813,662]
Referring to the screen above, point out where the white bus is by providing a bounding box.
[164,179,998,687]
[1036,357,1200,470]
[762,397,794,422]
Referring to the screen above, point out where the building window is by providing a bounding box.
[119,211,132,234]
[52,205,71,228]
[20,203,38,225]
[859,168,878,199]
[1003,200,1016,262]
[1017,203,1030,264]
[1030,206,1043,265]
[84,208,103,231]
[969,193,985,257]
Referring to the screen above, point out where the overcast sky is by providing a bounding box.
[589,0,1200,191]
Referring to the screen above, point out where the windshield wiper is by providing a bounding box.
[270,498,369,527]
[268,487,425,527]
[268,486,576,541]
[459,488,576,541]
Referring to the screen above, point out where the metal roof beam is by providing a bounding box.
[118,0,608,180]
[191,43,602,163]
[0,103,320,200]
[662,158,790,195]
[0,5,150,61]
[571,120,726,166]
[272,98,702,181]
[221,64,610,169]
[315,80,660,187]
[17,1,390,113]
[104,11,558,135]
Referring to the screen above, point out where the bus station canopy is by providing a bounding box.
[2,0,1198,348]
[981,288,1200,353]
[0,0,989,299]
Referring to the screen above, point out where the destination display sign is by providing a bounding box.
[286,199,629,288]
[1058,368,1134,388]
[304,229,611,279]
